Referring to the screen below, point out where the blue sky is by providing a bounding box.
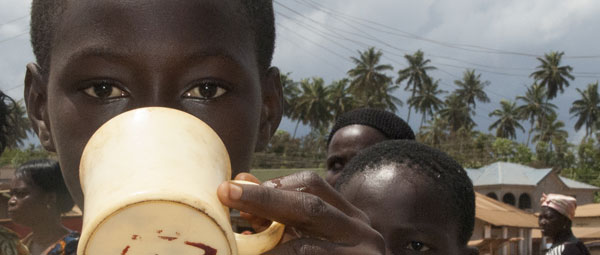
[2,0,600,145]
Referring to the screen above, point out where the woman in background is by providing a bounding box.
[8,159,78,255]
[539,193,590,255]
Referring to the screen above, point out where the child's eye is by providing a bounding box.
[406,241,430,252]
[183,81,228,100]
[82,81,129,99]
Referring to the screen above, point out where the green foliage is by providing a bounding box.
[0,145,53,168]
[262,48,600,193]
[489,100,525,139]
[253,129,326,169]
[0,92,32,155]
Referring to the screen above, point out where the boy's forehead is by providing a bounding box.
[53,0,254,61]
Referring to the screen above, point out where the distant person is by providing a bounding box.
[335,140,478,255]
[8,159,79,255]
[0,91,28,255]
[539,193,590,255]
[326,108,414,186]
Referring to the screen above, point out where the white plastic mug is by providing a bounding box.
[78,107,284,255]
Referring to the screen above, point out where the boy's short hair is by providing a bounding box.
[327,108,415,145]
[15,159,75,213]
[336,140,475,245]
[30,0,275,75]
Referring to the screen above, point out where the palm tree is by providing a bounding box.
[293,77,333,132]
[454,69,490,112]
[516,83,557,146]
[532,113,568,152]
[362,81,403,112]
[347,47,394,106]
[530,51,574,100]
[488,100,525,139]
[396,50,436,122]
[408,78,445,127]
[281,72,300,119]
[420,115,447,148]
[327,79,355,118]
[570,81,600,139]
[439,93,474,133]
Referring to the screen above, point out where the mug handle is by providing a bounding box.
[230,180,285,255]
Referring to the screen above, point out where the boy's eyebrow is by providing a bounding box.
[65,46,243,65]
[65,46,134,64]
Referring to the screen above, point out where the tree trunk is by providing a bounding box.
[292,119,301,139]
[406,84,418,123]
[526,121,534,147]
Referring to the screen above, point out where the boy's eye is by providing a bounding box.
[183,81,228,100]
[9,191,28,198]
[82,81,129,99]
[406,241,430,252]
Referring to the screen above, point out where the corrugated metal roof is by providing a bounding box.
[468,162,552,186]
[559,177,600,190]
[475,192,539,228]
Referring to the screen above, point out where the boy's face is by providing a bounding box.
[340,164,469,255]
[326,125,386,186]
[25,0,282,207]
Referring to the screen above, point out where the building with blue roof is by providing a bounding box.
[466,162,599,212]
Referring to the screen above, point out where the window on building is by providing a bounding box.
[518,193,531,209]
[502,193,516,206]
[486,192,498,200]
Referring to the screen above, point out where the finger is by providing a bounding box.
[234,172,261,184]
[217,181,368,244]
[240,211,271,232]
[220,180,272,232]
[263,171,370,224]
[266,238,383,255]
[234,173,271,231]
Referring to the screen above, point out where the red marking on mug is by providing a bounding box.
[157,230,163,234]
[131,235,139,240]
[158,236,178,241]
[184,241,217,255]
[121,245,130,255]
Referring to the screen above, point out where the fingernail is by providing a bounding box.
[229,182,243,200]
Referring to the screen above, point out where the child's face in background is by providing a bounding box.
[340,164,469,255]
[25,0,282,208]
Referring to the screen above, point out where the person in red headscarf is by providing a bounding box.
[539,193,590,255]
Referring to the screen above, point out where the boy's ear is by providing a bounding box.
[45,192,58,209]
[255,67,283,152]
[24,63,56,152]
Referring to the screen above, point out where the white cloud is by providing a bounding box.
[1,0,600,141]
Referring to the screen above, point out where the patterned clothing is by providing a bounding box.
[47,231,79,255]
[545,241,590,255]
[23,231,79,255]
[0,226,28,255]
